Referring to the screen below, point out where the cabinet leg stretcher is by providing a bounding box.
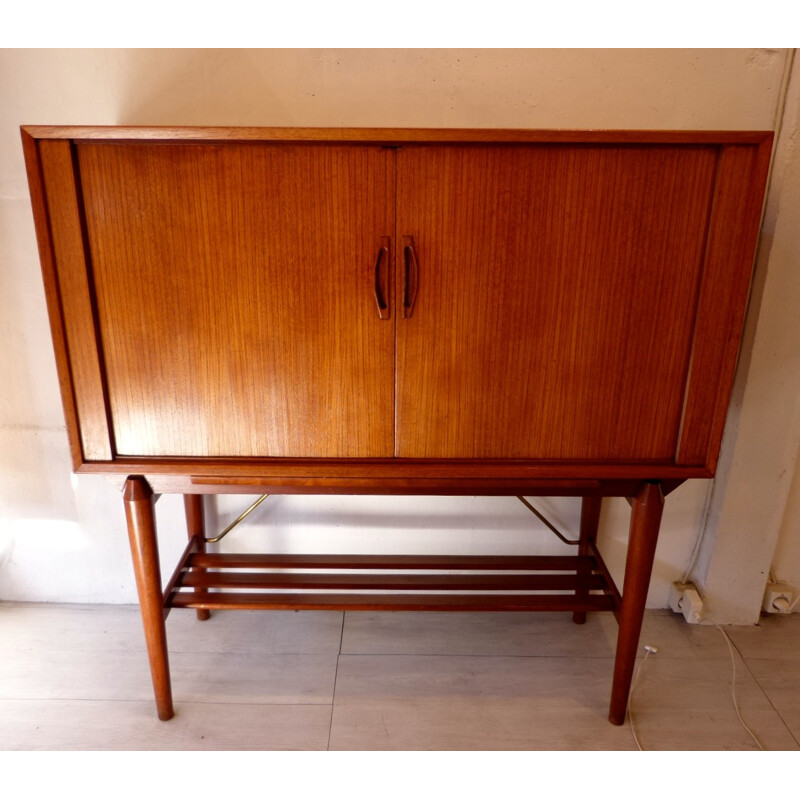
[123,475,667,726]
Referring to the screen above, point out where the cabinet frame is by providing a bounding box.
[23,126,773,478]
[22,126,773,726]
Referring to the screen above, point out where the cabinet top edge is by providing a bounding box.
[20,125,774,145]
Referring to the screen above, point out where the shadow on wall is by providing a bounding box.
[112,49,537,129]
[116,49,306,126]
[0,202,78,522]
[0,427,77,522]
[114,48,452,127]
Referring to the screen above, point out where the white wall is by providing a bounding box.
[0,49,796,616]
[696,52,800,621]
[774,444,800,593]
[767,54,800,602]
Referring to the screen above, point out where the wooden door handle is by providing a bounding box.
[373,236,390,319]
[402,235,418,319]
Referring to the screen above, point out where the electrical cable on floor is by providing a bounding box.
[628,645,657,751]
[716,624,765,750]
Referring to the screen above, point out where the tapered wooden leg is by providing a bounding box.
[184,494,211,621]
[608,482,664,725]
[123,476,174,721]
[573,495,603,625]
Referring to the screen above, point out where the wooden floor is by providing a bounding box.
[1,602,798,750]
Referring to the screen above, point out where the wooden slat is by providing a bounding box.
[178,571,607,592]
[169,591,616,612]
[21,130,85,470]
[677,140,774,468]
[77,461,711,496]
[188,553,592,571]
[177,477,629,495]
[144,477,675,496]
[22,125,774,145]
[85,458,709,479]
[37,139,113,460]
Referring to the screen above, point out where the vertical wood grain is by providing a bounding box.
[77,143,395,458]
[395,145,718,460]
[676,140,774,467]
[23,128,771,472]
[38,139,113,461]
[21,131,85,469]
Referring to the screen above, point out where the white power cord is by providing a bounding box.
[628,644,658,750]
[679,481,715,586]
[629,628,765,751]
[716,624,765,750]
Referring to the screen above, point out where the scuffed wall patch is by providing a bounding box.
[747,49,782,68]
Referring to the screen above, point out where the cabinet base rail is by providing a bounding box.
[122,476,666,726]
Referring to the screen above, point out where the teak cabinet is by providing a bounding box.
[22,126,773,726]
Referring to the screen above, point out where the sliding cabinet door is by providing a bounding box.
[78,143,395,458]
[395,144,718,460]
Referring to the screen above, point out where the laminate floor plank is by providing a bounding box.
[169,651,338,705]
[165,609,345,655]
[0,602,344,655]
[331,698,636,750]
[0,648,338,705]
[0,698,331,750]
[737,658,800,742]
[341,610,619,657]
[0,602,144,653]
[329,654,634,750]
[724,614,800,660]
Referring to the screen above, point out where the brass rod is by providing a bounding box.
[205,494,270,543]
[516,496,580,545]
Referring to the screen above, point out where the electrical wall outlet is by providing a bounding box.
[762,582,797,614]
[669,581,704,624]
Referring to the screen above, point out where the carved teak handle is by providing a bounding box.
[373,236,390,319]
[402,235,419,319]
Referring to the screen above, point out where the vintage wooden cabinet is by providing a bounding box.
[21,126,773,725]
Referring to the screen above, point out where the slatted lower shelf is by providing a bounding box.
[165,551,619,613]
